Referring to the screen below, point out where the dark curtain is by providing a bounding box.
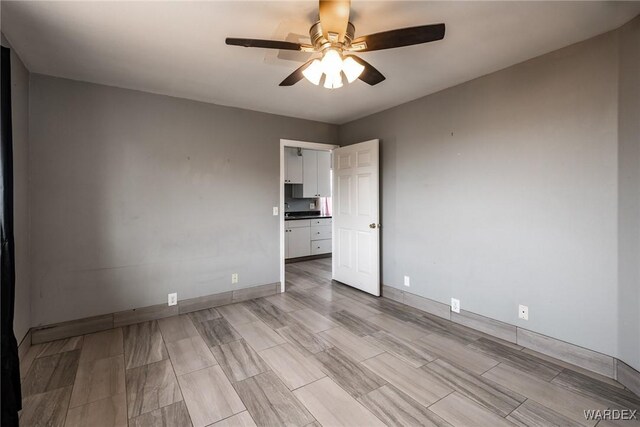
[1,45,21,427]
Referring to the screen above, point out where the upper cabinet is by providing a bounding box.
[316,150,331,197]
[285,147,303,184]
[302,149,331,198]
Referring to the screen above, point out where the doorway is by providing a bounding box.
[279,139,381,297]
[279,139,338,293]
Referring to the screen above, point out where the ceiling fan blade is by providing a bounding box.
[350,23,445,52]
[319,0,351,42]
[348,55,385,86]
[279,59,315,86]
[226,38,303,51]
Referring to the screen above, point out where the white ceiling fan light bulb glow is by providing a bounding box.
[342,56,365,83]
[323,72,343,89]
[321,49,343,76]
[302,59,323,85]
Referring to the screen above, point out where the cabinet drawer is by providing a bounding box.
[311,218,332,226]
[311,225,331,240]
[285,219,311,229]
[311,239,332,255]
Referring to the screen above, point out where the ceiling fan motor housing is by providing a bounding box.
[310,21,355,52]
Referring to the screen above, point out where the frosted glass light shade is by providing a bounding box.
[321,49,343,76]
[302,59,323,85]
[323,72,343,89]
[301,49,362,89]
[342,56,365,83]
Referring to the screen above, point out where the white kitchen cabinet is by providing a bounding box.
[311,239,332,255]
[286,226,311,258]
[285,147,303,184]
[310,217,332,255]
[311,225,332,240]
[302,149,318,198]
[286,219,311,228]
[316,151,331,197]
[300,149,331,198]
[285,218,331,259]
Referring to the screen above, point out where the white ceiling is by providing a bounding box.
[3,1,639,124]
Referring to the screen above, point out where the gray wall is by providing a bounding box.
[617,16,640,371]
[340,31,621,358]
[2,34,31,343]
[29,75,337,326]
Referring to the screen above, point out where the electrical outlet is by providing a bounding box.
[310,202,315,209]
[519,304,529,320]
[168,293,177,306]
[231,273,238,284]
[273,206,278,216]
[451,298,460,313]
[403,275,410,287]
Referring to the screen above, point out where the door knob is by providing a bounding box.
[369,223,377,229]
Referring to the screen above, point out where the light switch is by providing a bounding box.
[273,207,278,216]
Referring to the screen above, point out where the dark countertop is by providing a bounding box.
[285,215,332,221]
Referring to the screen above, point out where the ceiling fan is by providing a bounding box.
[225,0,445,89]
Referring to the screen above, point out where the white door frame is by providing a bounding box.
[279,139,339,293]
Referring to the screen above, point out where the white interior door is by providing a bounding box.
[332,139,380,296]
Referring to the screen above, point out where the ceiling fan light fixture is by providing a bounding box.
[321,49,343,76]
[302,59,323,85]
[227,1,446,89]
[323,72,343,89]
[342,56,365,83]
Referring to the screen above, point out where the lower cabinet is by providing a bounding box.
[286,218,332,259]
[286,227,311,258]
[311,239,332,255]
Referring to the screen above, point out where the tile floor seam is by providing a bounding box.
[61,345,85,426]
[547,367,566,383]
[161,331,194,426]
[358,349,389,364]
[503,398,527,419]
[289,372,327,392]
[426,389,457,409]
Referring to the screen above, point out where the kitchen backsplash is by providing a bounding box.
[285,184,319,212]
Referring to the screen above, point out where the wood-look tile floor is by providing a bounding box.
[19,257,640,427]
